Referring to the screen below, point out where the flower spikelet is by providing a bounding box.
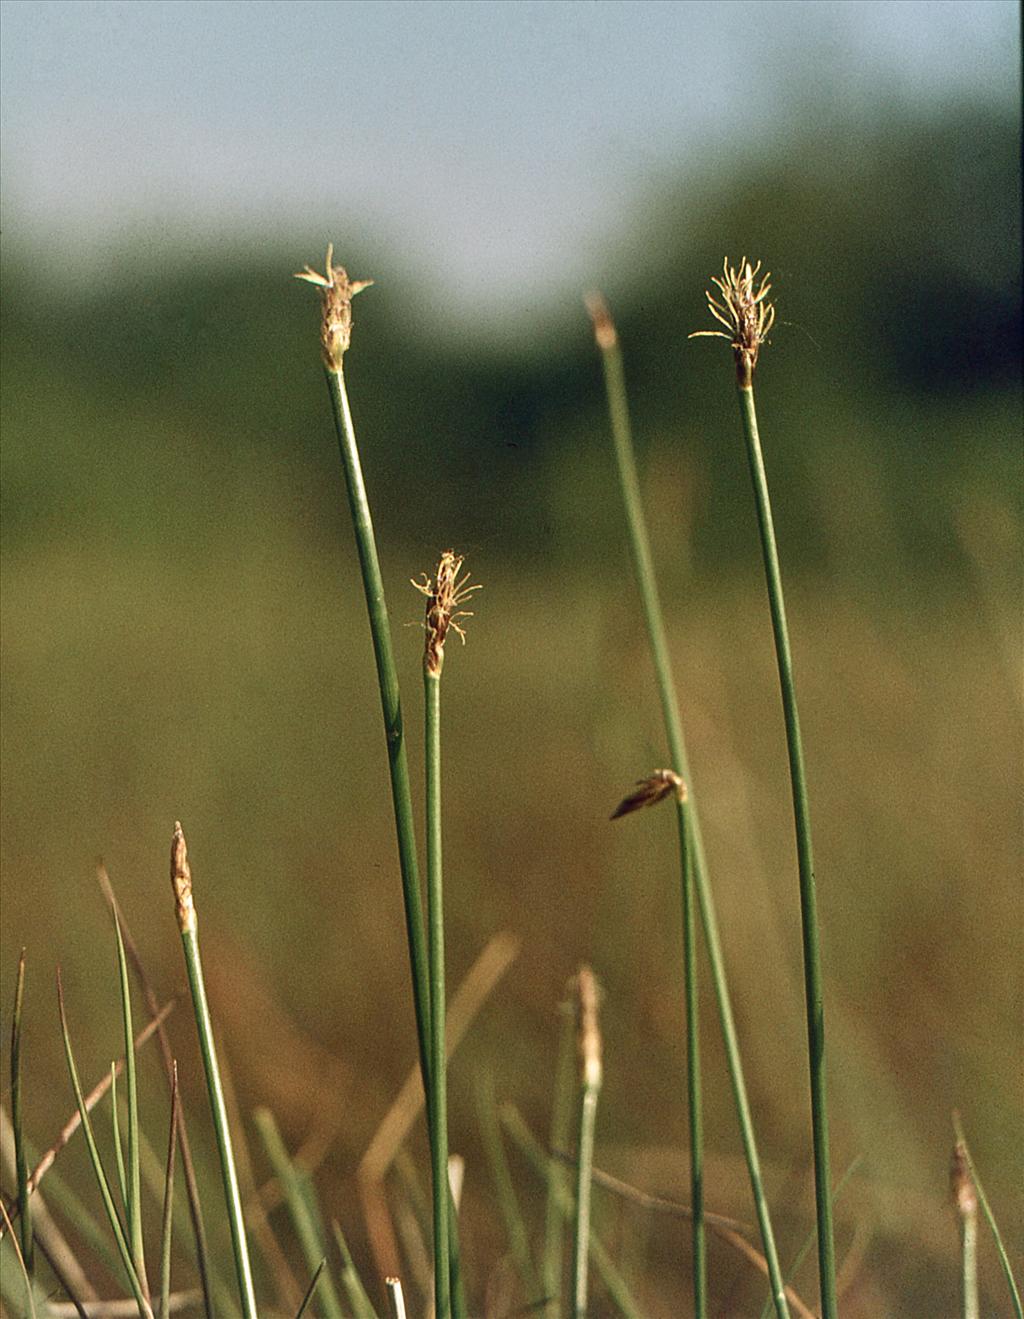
[611,769,686,819]
[689,257,775,387]
[294,243,373,370]
[412,550,481,676]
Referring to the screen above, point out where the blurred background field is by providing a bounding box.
[1,2,1021,1314]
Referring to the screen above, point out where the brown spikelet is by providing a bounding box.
[294,244,374,370]
[689,257,775,387]
[171,821,196,934]
[412,550,481,676]
[950,1141,977,1218]
[611,769,686,819]
[584,291,618,351]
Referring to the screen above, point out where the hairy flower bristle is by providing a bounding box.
[689,257,775,386]
[294,243,373,370]
[610,769,686,819]
[412,550,481,676]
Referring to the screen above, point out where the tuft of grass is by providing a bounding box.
[57,966,154,1318]
[589,290,787,1318]
[692,257,836,1316]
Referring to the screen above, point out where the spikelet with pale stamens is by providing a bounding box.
[689,257,776,386]
[294,244,374,370]
[610,769,686,819]
[412,550,482,676]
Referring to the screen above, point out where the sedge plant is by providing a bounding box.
[170,822,258,1319]
[588,294,788,1318]
[412,549,480,1319]
[691,258,836,1316]
[297,251,467,1316]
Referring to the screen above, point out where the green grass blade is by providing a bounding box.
[477,1072,539,1304]
[501,1104,644,1319]
[332,1220,379,1319]
[56,969,153,1318]
[758,1156,862,1319]
[10,949,33,1274]
[295,1259,326,1319]
[111,1067,129,1213]
[953,1116,1022,1319]
[0,1197,37,1319]
[253,1107,345,1319]
[170,824,257,1319]
[114,912,149,1296]
[588,296,789,1318]
[158,1063,181,1319]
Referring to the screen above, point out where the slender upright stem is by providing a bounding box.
[592,306,790,1317]
[171,827,257,1319]
[321,323,464,1319]
[11,950,33,1274]
[736,381,836,1318]
[676,798,706,1317]
[571,967,602,1319]
[424,666,451,1319]
[325,365,432,1092]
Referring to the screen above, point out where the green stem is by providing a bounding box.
[179,925,258,1319]
[324,360,466,1319]
[424,665,451,1319]
[960,1204,979,1319]
[571,1073,600,1318]
[676,799,705,1318]
[325,365,432,1093]
[594,317,789,1317]
[10,951,32,1274]
[736,381,836,1318]
[543,1009,575,1318]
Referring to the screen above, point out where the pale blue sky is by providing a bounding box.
[1,0,1018,319]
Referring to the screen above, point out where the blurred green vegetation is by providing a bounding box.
[1,103,1021,1314]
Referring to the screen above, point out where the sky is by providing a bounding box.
[1,0,1019,321]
